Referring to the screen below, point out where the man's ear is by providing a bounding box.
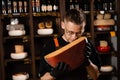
[82,21,86,27]
[61,21,65,29]
[81,22,86,33]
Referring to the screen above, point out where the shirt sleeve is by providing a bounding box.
[39,38,56,77]
[86,39,101,70]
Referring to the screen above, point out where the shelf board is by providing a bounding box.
[4,57,31,63]
[100,71,116,76]
[3,35,29,40]
[34,34,58,38]
[0,13,29,18]
[32,12,60,17]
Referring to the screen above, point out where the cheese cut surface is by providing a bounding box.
[44,36,86,70]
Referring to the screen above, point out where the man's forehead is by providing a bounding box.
[64,20,84,27]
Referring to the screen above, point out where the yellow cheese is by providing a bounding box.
[110,31,116,37]
[94,19,115,26]
[100,40,108,47]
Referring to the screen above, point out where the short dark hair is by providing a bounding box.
[63,9,86,25]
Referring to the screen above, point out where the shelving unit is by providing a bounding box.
[0,0,120,80]
[92,0,119,80]
[0,0,61,80]
[116,0,120,79]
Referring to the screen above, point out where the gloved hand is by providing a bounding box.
[85,41,100,80]
[85,42,92,57]
[50,62,69,78]
[84,42,92,66]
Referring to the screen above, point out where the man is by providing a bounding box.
[39,9,101,80]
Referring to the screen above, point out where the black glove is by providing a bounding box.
[85,42,92,58]
[84,42,92,66]
[50,62,69,78]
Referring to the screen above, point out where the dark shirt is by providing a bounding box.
[39,36,101,80]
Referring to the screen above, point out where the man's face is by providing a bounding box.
[62,21,85,42]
